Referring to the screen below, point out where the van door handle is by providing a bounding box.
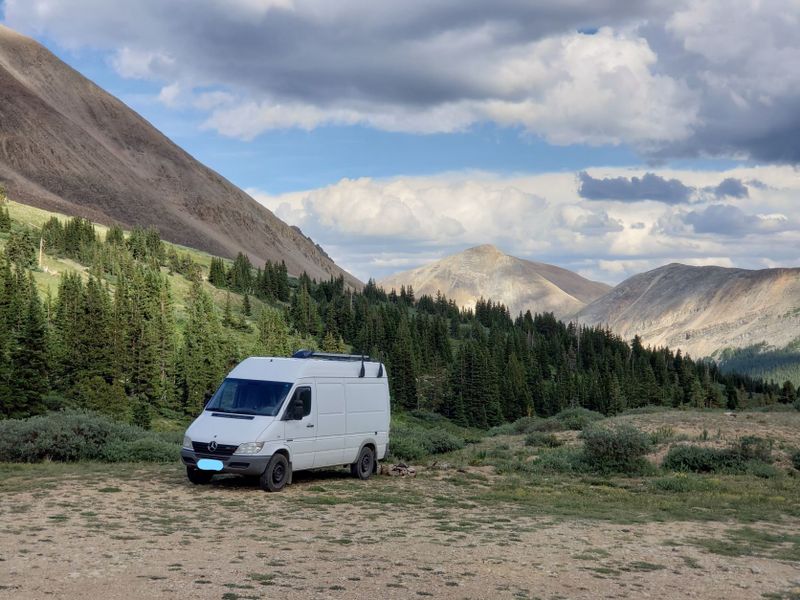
[306,423,315,428]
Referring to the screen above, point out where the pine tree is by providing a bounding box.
[151,274,177,408]
[9,273,49,416]
[0,206,11,233]
[105,224,125,247]
[255,307,292,356]
[5,228,37,268]
[390,318,417,410]
[223,291,233,326]
[0,258,12,412]
[242,293,252,317]
[208,257,228,288]
[725,382,739,410]
[276,261,290,301]
[321,330,347,353]
[502,353,531,420]
[183,281,226,412]
[291,283,321,335]
[228,252,254,293]
[781,380,797,404]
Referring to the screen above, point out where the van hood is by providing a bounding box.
[186,412,275,446]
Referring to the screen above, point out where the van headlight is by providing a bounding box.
[234,442,265,455]
[183,435,192,449]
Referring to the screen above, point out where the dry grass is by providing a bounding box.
[2,409,800,599]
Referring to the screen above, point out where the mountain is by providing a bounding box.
[0,25,359,286]
[576,263,800,358]
[379,244,611,318]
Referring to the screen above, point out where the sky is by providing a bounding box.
[2,0,800,284]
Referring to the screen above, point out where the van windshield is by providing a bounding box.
[205,378,293,417]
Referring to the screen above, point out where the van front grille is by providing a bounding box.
[192,442,238,456]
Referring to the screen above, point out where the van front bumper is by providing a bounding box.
[181,449,271,476]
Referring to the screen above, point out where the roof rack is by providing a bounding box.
[292,350,372,362]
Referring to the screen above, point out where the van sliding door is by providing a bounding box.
[313,382,345,467]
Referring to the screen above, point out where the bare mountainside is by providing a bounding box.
[576,263,800,358]
[379,244,611,318]
[0,25,358,286]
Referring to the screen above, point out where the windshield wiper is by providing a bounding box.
[207,407,271,416]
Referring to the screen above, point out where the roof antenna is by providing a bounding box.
[359,353,366,378]
[376,349,384,378]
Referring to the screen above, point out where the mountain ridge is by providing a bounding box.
[576,262,800,358]
[0,24,359,287]
[379,244,611,318]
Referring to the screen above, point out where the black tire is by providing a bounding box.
[260,454,290,492]
[186,466,214,485]
[351,446,375,480]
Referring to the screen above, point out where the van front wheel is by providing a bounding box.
[260,454,290,492]
[351,446,374,480]
[187,467,213,485]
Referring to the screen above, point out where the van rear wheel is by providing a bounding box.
[260,454,290,492]
[351,446,374,480]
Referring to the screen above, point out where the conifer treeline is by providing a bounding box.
[298,279,785,428]
[0,214,789,427]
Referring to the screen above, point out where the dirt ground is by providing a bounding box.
[1,458,800,600]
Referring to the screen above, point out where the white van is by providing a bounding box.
[180,351,390,492]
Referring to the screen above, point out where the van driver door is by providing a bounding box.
[283,385,316,470]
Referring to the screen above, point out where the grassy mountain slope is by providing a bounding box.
[0,24,359,287]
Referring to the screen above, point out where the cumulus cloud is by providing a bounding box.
[246,166,800,283]
[682,204,790,236]
[710,177,749,198]
[578,171,694,203]
[11,0,800,160]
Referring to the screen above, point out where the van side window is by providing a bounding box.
[295,387,312,418]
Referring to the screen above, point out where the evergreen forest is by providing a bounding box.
[0,200,793,430]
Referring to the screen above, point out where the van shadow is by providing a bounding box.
[208,468,355,490]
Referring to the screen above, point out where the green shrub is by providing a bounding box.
[745,461,781,479]
[529,418,564,432]
[102,438,180,463]
[662,445,734,473]
[735,436,773,462]
[553,407,605,431]
[792,450,800,471]
[387,423,465,462]
[0,410,179,463]
[488,416,544,436]
[425,429,466,454]
[662,437,773,474]
[0,411,125,462]
[580,425,651,475]
[649,426,675,445]
[524,432,562,448]
[649,475,712,493]
[487,422,516,436]
[527,446,587,474]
